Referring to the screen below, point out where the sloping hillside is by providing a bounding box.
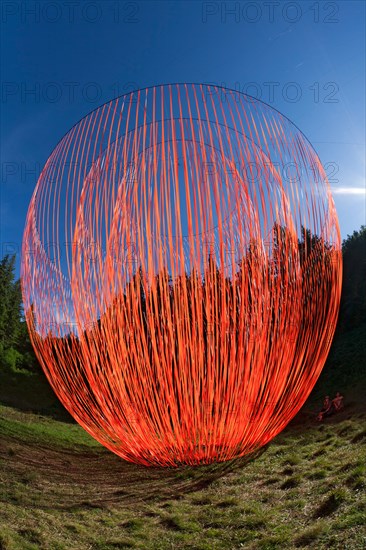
[0,399,365,550]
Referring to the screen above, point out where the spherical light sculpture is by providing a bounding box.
[21,84,342,466]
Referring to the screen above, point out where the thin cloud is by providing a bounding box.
[268,26,292,43]
[331,187,366,195]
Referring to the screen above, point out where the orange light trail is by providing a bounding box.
[21,84,342,466]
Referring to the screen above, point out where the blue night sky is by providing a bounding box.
[1,0,365,275]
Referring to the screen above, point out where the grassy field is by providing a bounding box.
[1,403,365,549]
[0,325,365,549]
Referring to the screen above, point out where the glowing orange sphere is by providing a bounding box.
[21,84,342,466]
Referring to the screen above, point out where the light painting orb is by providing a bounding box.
[21,84,342,466]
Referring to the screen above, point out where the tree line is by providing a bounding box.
[0,225,364,376]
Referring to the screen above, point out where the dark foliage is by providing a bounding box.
[0,255,39,373]
[0,225,364,416]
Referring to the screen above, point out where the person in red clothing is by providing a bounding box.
[332,392,344,412]
[316,396,334,421]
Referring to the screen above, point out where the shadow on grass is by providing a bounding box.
[0,367,74,423]
[70,448,266,508]
[0,434,267,510]
[313,490,345,518]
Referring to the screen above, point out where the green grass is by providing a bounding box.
[0,363,72,422]
[0,324,365,548]
[0,402,365,549]
[0,405,100,450]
